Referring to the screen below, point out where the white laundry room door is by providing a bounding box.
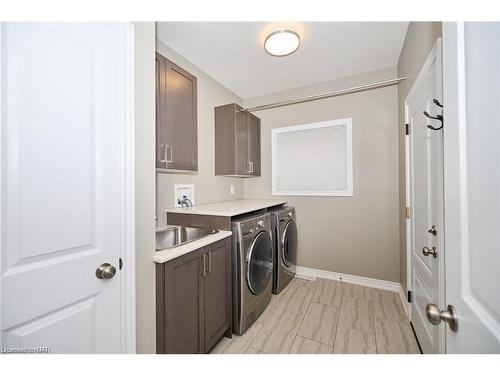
[441,22,500,353]
[0,23,135,353]
[405,39,444,353]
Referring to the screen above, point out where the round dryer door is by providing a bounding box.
[246,231,273,295]
[282,220,297,267]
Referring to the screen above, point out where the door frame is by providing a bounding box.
[404,38,445,353]
[0,22,136,353]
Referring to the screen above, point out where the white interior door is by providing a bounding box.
[442,22,500,353]
[0,23,134,353]
[405,39,444,354]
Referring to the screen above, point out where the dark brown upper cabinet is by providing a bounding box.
[156,238,232,354]
[215,103,261,177]
[156,52,198,171]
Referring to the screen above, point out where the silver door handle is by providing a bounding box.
[95,263,116,280]
[247,161,252,173]
[208,251,212,274]
[426,304,458,332]
[422,246,437,258]
[249,161,254,173]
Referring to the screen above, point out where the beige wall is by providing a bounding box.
[134,22,156,353]
[397,22,442,293]
[155,39,245,226]
[243,67,400,282]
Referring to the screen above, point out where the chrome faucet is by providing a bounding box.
[177,195,193,208]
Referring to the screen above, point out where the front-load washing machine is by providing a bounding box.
[270,207,297,294]
[231,213,273,335]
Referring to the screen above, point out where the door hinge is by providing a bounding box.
[407,290,413,303]
[119,257,123,270]
[405,123,410,135]
[406,207,411,219]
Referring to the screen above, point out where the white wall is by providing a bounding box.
[155,38,245,225]
[133,22,156,354]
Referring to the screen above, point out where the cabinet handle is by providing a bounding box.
[166,145,173,163]
[208,252,212,274]
[247,161,251,173]
[160,144,167,164]
[160,144,173,164]
[250,162,254,173]
[201,253,206,277]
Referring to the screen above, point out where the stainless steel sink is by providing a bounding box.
[156,226,219,250]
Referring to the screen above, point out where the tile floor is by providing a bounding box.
[211,277,421,354]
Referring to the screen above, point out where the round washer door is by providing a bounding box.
[282,220,297,267]
[246,231,273,295]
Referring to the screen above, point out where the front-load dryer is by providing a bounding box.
[270,207,297,294]
[231,213,273,335]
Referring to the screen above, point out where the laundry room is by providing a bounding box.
[151,22,415,354]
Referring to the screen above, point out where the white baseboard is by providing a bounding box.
[294,266,400,291]
[294,266,409,318]
[398,285,410,318]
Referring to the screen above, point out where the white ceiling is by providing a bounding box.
[156,22,408,99]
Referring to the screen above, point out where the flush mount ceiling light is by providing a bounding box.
[264,29,300,57]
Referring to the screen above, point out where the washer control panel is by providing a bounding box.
[234,214,271,238]
[275,207,294,222]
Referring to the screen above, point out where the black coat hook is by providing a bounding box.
[433,98,443,108]
[423,111,443,122]
[423,98,444,130]
[423,111,444,130]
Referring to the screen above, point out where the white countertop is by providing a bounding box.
[164,199,287,217]
[153,227,232,264]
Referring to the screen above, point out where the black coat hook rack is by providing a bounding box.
[423,98,444,130]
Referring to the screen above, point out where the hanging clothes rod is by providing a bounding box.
[244,76,406,112]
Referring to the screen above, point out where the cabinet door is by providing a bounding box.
[246,112,261,176]
[203,239,232,351]
[161,250,204,354]
[215,104,237,176]
[164,58,198,171]
[155,53,167,169]
[234,107,249,175]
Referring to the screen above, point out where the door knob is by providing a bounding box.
[422,246,438,258]
[428,225,437,236]
[95,263,116,280]
[426,303,458,332]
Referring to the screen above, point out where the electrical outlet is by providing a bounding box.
[174,184,195,207]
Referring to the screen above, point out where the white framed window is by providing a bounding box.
[271,118,353,196]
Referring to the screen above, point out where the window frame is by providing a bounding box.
[271,118,353,197]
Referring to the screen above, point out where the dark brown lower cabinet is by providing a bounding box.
[156,237,232,354]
